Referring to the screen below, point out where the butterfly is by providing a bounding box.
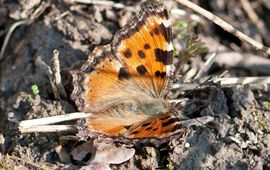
[70,2,185,140]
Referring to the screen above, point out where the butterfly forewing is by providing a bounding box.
[112,2,173,98]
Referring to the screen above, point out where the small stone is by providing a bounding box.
[185,142,190,148]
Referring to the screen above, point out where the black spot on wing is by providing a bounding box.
[136,65,147,75]
[155,71,161,77]
[158,23,172,43]
[118,67,131,80]
[111,1,170,59]
[124,125,132,129]
[141,122,151,127]
[152,24,172,43]
[138,50,146,58]
[160,9,169,19]
[154,48,173,65]
[161,118,180,127]
[153,27,160,35]
[123,49,132,58]
[144,44,150,49]
[160,115,171,120]
[130,130,139,135]
[146,127,153,131]
[170,124,183,133]
[160,72,166,78]
[155,71,166,78]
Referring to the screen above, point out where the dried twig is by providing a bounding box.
[20,125,77,133]
[19,112,90,133]
[214,76,270,85]
[36,50,67,100]
[261,0,270,10]
[240,0,270,45]
[36,56,60,99]
[181,116,214,128]
[19,112,90,128]
[54,11,70,21]
[172,76,270,91]
[74,0,134,10]
[171,8,201,23]
[172,83,198,91]
[0,20,28,61]
[175,0,270,55]
[51,50,67,99]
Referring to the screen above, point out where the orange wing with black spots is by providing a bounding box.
[70,2,184,140]
[85,112,185,139]
[126,112,185,139]
[71,45,127,112]
[112,2,173,98]
[71,44,163,113]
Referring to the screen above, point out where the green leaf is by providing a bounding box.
[31,84,40,95]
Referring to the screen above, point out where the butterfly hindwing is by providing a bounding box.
[86,112,184,139]
[127,113,183,139]
[86,112,151,137]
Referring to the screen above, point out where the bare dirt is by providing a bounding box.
[0,0,270,169]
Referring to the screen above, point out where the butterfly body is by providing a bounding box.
[71,2,184,140]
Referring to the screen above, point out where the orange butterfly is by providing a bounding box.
[71,2,184,139]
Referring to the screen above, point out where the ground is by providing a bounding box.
[0,0,270,169]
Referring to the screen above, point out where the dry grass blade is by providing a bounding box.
[74,0,134,10]
[19,112,90,128]
[194,52,217,79]
[173,76,270,91]
[214,76,270,85]
[0,2,49,61]
[181,116,214,128]
[172,83,198,91]
[171,8,201,22]
[0,20,28,61]
[51,50,67,99]
[20,125,77,133]
[36,56,61,99]
[36,50,67,100]
[240,0,270,45]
